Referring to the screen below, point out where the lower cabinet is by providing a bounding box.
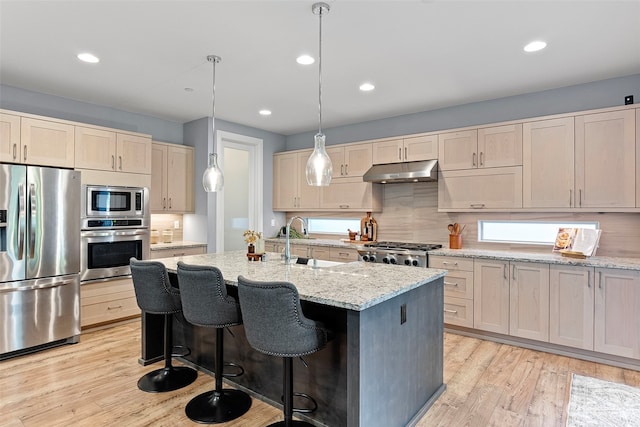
[594,268,640,359]
[81,277,140,328]
[434,255,640,365]
[549,264,594,350]
[264,242,358,262]
[149,245,207,259]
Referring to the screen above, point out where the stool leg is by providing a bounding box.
[137,313,198,393]
[184,327,252,423]
[284,357,293,426]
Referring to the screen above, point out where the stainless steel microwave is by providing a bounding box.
[83,185,148,219]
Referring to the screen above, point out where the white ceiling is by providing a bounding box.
[1,1,639,136]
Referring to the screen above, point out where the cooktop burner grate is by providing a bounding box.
[364,241,442,251]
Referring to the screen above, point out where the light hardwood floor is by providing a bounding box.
[2,322,639,427]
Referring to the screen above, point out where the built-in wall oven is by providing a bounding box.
[80,186,149,283]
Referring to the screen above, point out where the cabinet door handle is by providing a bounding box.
[107,305,123,310]
[339,204,349,209]
[345,164,348,175]
[404,146,408,160]
[512,264,517,280]
[169,198,172,209]
[444,281,458,287]
[587,270,591,288]
[579,189,582,207]
[23,145,28,161]
[598,271,602,289]
[470,203,485,209]
[162,197,166,209]
[444,309,458,314]
[504,264,508,279]
[119,156,123,170]
[569,189,572,207]
[341,164,344,175]
[441,261,458,266]
[112,155,115,170]
[472,152,477,167]
[398,147,402,161]
[12,143,17,160]
[480,151,484,167]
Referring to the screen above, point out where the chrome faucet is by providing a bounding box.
[284,216,308,264]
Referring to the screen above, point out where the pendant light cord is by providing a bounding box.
[207,55,221,155]
[317,5,324,135]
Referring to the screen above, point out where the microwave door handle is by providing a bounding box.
[17,183,25,260]
[29,183,36,259]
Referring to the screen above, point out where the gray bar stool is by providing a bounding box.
[237,275,332,427]
[129,258,198,392]
[177,262,252,424]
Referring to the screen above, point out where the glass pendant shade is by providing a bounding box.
[306,132,332,186]
[203,153,224,192]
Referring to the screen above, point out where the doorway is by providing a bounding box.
[215,131,263,252]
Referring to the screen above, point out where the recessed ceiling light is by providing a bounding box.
[359,82,375,92]
[296,55,315,65]
[77,52,100,63]
[259,109,272,116]
[523,41,547,53]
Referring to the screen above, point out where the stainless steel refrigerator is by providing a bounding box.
[1,164,81,358]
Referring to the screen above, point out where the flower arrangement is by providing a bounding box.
[242,230,262,245]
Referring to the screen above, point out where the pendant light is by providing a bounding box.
[306,2,333,187]
[202,55,224,192]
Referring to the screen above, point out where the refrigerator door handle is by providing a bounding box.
[0,277,77,294]
[29,183,37,259]
[17,183,26,260]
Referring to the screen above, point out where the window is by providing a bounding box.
[307,218,361,235]
[478,220,599,245]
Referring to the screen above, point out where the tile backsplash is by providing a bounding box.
[150,214,184,242]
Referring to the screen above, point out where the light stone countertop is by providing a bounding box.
[150,240,207,251]
[154,250,446,311]
[429,248,640,271]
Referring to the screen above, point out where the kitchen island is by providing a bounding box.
[142,251,446,427]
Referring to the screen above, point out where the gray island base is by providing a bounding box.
[141,251,446,426]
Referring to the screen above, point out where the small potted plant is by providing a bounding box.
[243,230,262,254]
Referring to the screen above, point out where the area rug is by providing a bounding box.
[566,373,640,427]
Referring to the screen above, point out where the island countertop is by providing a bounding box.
[155,250,446,311]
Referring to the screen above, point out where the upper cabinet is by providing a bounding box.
[75,126,151,174]
[327,143,372,177]
[372,134,438,165]
[0,112,21,163]
[438,124,522,171]
[637,108,640,208]
[151,142,194,213]
[523,109,636,209]
[438,166,522,210]
[575,109,635,208]
[273,150,320,211]
[6,117,75,168]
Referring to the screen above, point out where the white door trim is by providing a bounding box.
[215,130,263,253]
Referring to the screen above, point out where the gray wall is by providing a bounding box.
[0,84,184,144]
[285,74,640,150]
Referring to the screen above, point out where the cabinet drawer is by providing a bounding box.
[310,247,331,261]
[82,295,140,327]
[150,246,206,259]
[430,255,473,272]
[444,297,474,328]
[443,271,474,299]
[330,247,359,262]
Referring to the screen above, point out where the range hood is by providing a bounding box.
[362,159,438,183]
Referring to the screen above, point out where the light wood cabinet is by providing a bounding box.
[20,117,75,168]
[575,109,636,208]
[372,134,438,165]
[149,245,206,259]
[438,166,523,211]
[637,108,640,208]
[509,261,549,342]
[549,264,594,350]
[327,143,372,177]
[438,124,522,171]
[523,117,575,208]
[75,126,151,174]
[81,277,140,328]
[273,150,320,211]
[150,142,194,213]
[319,177,382,212]
[594,268,640,359]
[0,112,21,162]
[430,255,474,328]
[329,247,358,262]
[474,259,510,334]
